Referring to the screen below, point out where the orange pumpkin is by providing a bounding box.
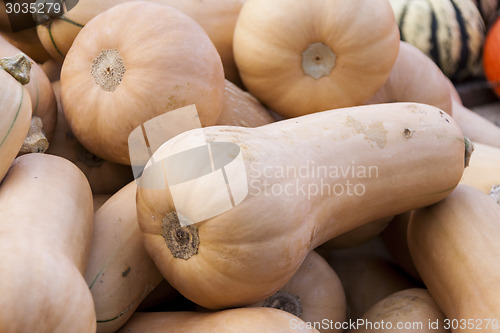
[483,17,500,97]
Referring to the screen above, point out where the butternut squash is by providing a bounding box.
[322,216,392,249]
[451,98,500,149]
[117,308,320,333]
[408,185,500,332]
[46,81,134,194]
[216,79,275,127]
[85,182,164,333]
[0,28,51,63]
[319,237,419,321]
[60,1,225,165]
[136,102,466,309]
[233,0,400,117]
[0,35,57,148]
[0,53,32,183]
[460,142,500,203]
[93,194,112,212]
[0,153,95,333]
[250,251,346,333]
[381,212,422,282]
[351,288,450,333]
[36,0,244,83]
[41,58,62,82]
[366,41,453,115]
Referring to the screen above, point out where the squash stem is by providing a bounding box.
[19,116,49,154]
[162,212,199,260]
[0,53,31,85]
[464,137,473,168]
[263,290,303,318]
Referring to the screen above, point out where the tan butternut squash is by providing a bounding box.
[451,98,500,149]
[366,41,452,115]
[136,102,466,309]
[250,251,346,333]
[85,182,164,333]
[60,1,225,165]
[0,53,32,183]
[36,0,244,83]
[46,81,134,194]
[0,36,57,148]
[41,58,62,82]
[216,79,275,127]
[93,194,112,212]
[319,237,419,321]
[460,142,500,203]
[351,288,450,333]
[233,0,400,117]
[408,185,500,332]
[381,212,422,282]
[0,153,95,333]
[0,29,51,63]
[117,308,320,333]
[322,216,392,249]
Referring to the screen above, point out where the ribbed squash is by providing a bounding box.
[472,0,499,26]
[233,0,400,117]
[60,1,225,165]
[250,251,346,333]
[389,0,485,81]
[0,53,32,183]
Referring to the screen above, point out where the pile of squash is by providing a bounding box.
[0,0,499,332]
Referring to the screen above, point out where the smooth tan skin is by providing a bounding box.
[319,237,419,321]
[0,29,51,63]
[117,308,320,333]
[451,99,500,149]
[409,185,500,332]
[36,0,244,83]
[0,153,95,333]
[233,0,400,117]
[381,212,422,282]
[0,36,57,140]
[137,102,465,309]
[60,1,225,165]
[351,288,450,333]
[216,79,275,127]
[85,182,164,333]
[322,216,392,249]
[46,81,134,194]
[367,41,453,115]
[250,251,346,333]
[0,69,32,183]
[460,142,500,195]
